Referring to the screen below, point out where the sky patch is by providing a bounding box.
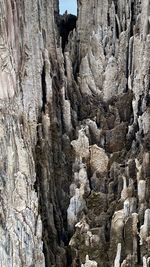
[59,0,77,15]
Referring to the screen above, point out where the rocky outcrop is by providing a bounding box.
[0,0,150,266]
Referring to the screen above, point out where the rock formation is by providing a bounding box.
[0,0,150,266]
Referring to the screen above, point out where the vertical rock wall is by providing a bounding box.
[0,0,150,267]
[0,0,59,266]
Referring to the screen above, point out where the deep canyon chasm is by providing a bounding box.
[0,0,150,266]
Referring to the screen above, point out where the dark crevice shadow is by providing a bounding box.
[57,12,77,52]
[41,63,47,113]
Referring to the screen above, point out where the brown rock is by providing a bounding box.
[106,123,128,153]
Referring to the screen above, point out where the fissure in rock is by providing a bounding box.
[58,13,77,52]
[1,0,150,267]
[41,64,47,113]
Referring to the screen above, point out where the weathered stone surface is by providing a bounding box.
[81,255,97,267]
[71,129,90,159]
[90,145,109,174]
[116,92,133,122]
[106,123,128,153]
[1,0,150,266]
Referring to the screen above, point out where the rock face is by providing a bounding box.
[0,0,150,266]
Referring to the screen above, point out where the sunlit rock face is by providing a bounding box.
[1,0,150,266]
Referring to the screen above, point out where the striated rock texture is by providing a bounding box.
[0,0,150,267]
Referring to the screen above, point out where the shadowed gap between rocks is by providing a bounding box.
[58,12,77,52]
[41,63,47,113]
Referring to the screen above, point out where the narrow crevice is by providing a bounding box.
[41,63,47,113]
[137,95,143,116]
[115,16,120,39]
[57,13,77,52]
[125,43,129,93]
[130,1,135,37]
[35,71,75,267]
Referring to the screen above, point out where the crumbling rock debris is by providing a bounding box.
[0,0,150,267]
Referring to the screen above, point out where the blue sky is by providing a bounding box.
[59,0,77,15]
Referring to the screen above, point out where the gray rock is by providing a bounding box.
[1,0,150,266]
